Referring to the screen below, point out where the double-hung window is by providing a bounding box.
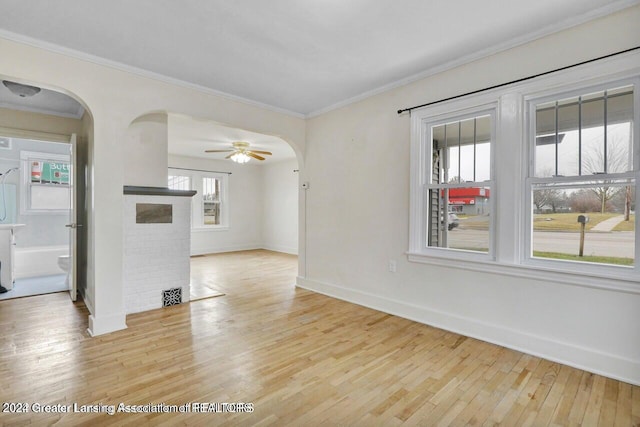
[410,103,496,259]
[527,82,636,269]
[168,169,228,229]
[409,51,639,288]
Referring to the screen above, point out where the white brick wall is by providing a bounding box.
[123,195,192,314]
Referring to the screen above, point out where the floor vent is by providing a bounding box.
[162,287,182,307]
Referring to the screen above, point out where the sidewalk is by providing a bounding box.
[590,215,625,232]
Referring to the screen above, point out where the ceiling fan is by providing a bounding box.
[205,141,272,163]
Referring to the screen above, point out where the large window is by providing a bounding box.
[168,169,228,229]
[528,84,635,267]
[409,54,639,288]
[410,104,496,260]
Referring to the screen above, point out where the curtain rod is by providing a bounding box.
[168,166,232,175]
[397,45,640,115]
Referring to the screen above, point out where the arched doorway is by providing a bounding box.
[164,113,302,300]
[0,78,92,302]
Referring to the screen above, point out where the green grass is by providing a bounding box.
[533,213,619,231]
[454,213,634,232]
[612,215,635,232]
[533,251,634,266]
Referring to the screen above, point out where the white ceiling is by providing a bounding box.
[0,0,635,117]
[168,114,296,163]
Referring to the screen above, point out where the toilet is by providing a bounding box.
[57,254,71,286]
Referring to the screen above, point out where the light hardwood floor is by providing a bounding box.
[0,249,638,426]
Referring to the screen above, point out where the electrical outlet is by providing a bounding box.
[388,260,397,273]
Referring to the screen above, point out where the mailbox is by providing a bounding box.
[577,215,589,224]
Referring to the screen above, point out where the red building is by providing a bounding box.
[447,188,491,215]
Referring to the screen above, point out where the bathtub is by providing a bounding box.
[14,245,68,279]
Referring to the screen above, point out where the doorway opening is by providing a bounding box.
[165,113,301,300]
[0,80,89,302]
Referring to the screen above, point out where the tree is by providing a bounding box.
[533,188,562,213]
[569,189,602,213]
[582,136,630,214]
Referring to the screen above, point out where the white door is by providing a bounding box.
[67,134,77,301]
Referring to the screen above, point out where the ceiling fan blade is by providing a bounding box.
[204,149,234,153]
[247,152,265,161]
[225,153,235,159]
[249,150,272,155]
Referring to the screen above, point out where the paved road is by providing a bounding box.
[448,229,635,258]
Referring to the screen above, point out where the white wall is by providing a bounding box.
[262,159,299,254]
[168,154,299,256]
[125,113,169,187]
[299,6,640,385]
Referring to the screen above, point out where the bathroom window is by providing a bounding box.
[20,151,71,214]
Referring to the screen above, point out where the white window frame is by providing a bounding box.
[168,168,229,230]
[20,150,71,215]
[408,51,640,292]
[409,101,497,262]
[524,78,639,278]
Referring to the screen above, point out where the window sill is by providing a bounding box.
[191,226,229,233]
[21,210,69,216]
[406,251,640,294]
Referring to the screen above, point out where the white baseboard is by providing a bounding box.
[191,244,261,256]
[261,244,298,255]
[87,312,127,337]
[296,276,640,386]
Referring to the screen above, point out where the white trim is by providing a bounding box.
[524,75,639,274]
[191,226,230,233]
[0,29,305,120]
[87,312,127,337]
[296,276,640,386]
[261,244,298,255]
[190,244,261,257]
[19,149,71,215]
[410,100,497,260]
[406,252,639,294]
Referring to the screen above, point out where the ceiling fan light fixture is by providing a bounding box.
[230,152,251,164]
[2,80,42,98]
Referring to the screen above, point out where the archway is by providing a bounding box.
[0,76,93,304]
[164,113,302,300]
